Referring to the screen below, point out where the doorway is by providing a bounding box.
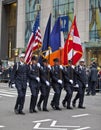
[1,1,17,60]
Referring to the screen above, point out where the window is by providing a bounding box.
[89,0,101,41]
[25,0,41,46]
[53,0,74,39]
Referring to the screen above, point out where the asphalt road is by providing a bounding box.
[0,83,101,130]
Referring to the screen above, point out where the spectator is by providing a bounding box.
[87,64,98,96]
[98,66,101,93]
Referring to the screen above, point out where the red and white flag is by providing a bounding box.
[64,16,83,65]
[25,13,42,64]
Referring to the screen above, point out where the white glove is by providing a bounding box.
[46,81,50,86]
[48,65,51,70]
[58,79,62,84]
[60,65,63,70]
[37,63,41,68]
[72,65,75,69]
[86,84,88,88]
[75,84,79,88]
[27,82,29,86]
[69,80,73,84]
[36,77,40,82]
[12,84,15,87]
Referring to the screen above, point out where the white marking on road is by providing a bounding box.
[33,119,52,123]
[34,123,41,129]
[0,93,15,97]
[0,125,5,128]
[33,122,67,130]
[74,127,91,130]
[0,89,30,97]
[50,120,57,127]
[50,120,80,128]
[0,90,17,95]
[72,114,90,118]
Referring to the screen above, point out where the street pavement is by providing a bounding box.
[0,83,101,130]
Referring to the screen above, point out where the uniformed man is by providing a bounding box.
[37,59,51,112]
[50,58,63,110]
[62,60,74,109]
[28,56,41,113]
[72,59,87,109]
[12,53,28,115]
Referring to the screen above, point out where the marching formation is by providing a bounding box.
[11,53,88,115]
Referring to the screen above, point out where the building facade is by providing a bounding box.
[0,0,101,65]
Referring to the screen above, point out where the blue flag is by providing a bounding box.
[39,14,51,64]
[50,17,61,52]
[42,14,51,51]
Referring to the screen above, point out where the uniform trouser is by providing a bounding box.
[38,85,50,109]
[15,81,27,112]
[29,86,39,110]
[63,85,73,107]
[73,86,85,107]
[51,85,62,108]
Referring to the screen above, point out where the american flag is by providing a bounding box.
[25,13,42,64]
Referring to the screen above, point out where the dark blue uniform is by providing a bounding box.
[62,66,74,109]
[72,65,87,108]
[50,65,63,110]
[12,62,28,114]
[28,64,40,113]
[37,65,51,111]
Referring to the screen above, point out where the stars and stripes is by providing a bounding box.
[25,13,42,64]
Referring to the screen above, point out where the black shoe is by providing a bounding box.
[78,106,86,109]
[29,109,34,113]
[33,109,37,113]
[14,109,19,114]
[55,107,62,111]
[91,94,96,96]
[86,93,90,96]
[67,106,73,110]
[19,111,25,115]
[43,109,49,112]
[62,101,66,107]
[50,103,55,110]
[37,104,41,111]
[72,101,76,107]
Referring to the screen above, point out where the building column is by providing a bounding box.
[16,0,25,49]
[74,0,89,43]
[0,1,2,58]
[40,0,53,39]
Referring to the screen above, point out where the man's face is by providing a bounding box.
[80,61,84,66]
[32,60,38,65]
[20,57,25,62]
[54,61,59,66]
[43,62,48,66]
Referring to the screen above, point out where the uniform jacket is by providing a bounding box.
[12,62,28,83]
[75,65,87,87]
[63,66,75,87]
[28,64,41,87]
[40,65,51,85]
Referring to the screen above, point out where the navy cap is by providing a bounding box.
[53,58,59,62]
[68,60,72,63]
[42,58,48,63]
[31,56,38,61]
